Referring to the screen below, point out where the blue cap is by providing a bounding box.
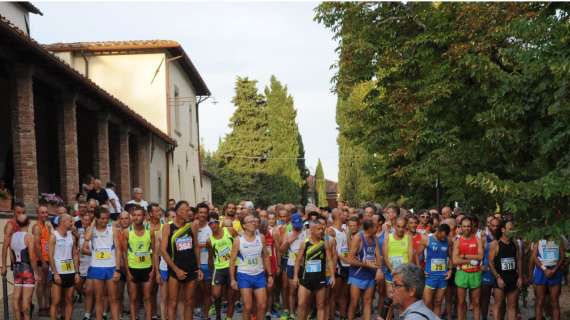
[291,213,303,230]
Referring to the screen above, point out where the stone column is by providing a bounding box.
[137,134,150,201]
[95,113,110,184]
[118,126,131,203]
[10,64,38,211]
[57,93,79,205]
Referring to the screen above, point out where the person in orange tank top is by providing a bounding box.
[32,204,52,316]
[452,216,484,320]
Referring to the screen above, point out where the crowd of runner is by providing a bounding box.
[1,193,568,320]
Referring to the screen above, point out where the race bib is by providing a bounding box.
[59,259,75,273]
[266,247,273,257]
[430,258,447,272]
[135,252,150,263]
[244,254,259,266]
[95,249,112,260]
[341,247,349,257]
[175,236,193,251]
[470,260,480,266]
[218,247,231,262]
[391,256,403,268]
[501,257,515,271]
[543,247,559,261]
[305,260,322,273]
[200,247,209,264]
[287,252,297,265]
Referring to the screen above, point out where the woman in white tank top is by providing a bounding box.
[230,214,273,320]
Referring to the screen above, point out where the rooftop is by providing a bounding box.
[44,40,211,96]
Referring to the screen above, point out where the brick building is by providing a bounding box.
[0,4,176,212]
[306,175,339,209]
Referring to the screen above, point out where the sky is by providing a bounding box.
[30,1,340,181]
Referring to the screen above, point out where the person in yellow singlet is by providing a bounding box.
[122,206,155,320]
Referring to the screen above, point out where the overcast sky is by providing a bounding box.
[31,2,340,181]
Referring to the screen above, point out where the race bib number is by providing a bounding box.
[391,256,403,268]
[501,257,515,271]
[59,259,75,273]
[288,252,297,265]
[200,247,209,264]
[218,247,231,262]
[135,252,150,263]
[266,247,273,257]
[175,236,193,251]
[244,254,259,266]
[543,247,559,261]
[430,258,447,272]
[341,247,349,257]
[305,260,322,273]
[95,249,112,260]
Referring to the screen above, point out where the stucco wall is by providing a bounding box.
[148,136,168,207]
[167,56,201,205]
[73,53,169,133]
[200,175,212,203]
[0,3,29,35]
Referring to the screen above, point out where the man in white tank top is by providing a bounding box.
[48,214,79,320]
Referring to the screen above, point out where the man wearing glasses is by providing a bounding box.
[390,264,440,320]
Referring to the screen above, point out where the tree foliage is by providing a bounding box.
[206,76,307,207]
[315,159,328,208]
[315,2,570,239]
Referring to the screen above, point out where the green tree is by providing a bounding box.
[264,76,305,203]
[316,2,570,239]
[314,159,328,208]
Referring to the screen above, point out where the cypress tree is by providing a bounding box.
[315,159,328,208]
[264,76,304,203]
[215,77,272,206]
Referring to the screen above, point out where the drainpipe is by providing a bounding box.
[80,50,89,78]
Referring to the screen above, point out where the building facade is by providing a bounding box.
[46,41,211,205]
[0,3,175,211]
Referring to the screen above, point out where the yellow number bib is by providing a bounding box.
[59,259,75,273]
[95,249,112,260]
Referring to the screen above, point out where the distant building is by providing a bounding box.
[0,4,176,210]
[306,175,338,209]
[45,40,212,205]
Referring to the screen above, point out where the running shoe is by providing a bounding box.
[279,310,289,320]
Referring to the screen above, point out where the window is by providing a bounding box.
[174,86,181,136]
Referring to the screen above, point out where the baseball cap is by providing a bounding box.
[291,213,303,230]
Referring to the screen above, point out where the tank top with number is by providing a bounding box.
[537,239,560,267]
[287,231,305,266]
[167,222,198,274]
[387,233,410,271]
[458,235,480,272]
[197,225,213,266]
[412,233,424,269]
[493,239,518,282]
[349,232,377,280]
[210,228,233,270]
[54,230,75,274]
[301,238,326,282]
[265,229,277,275]
[90,225,116,268]
[424,235,448,276]
[38,222,50,262]
[237,234,264,276]
[75,221,91,274]
[10,231,30,264]
[127,225,152,269]
[332,226,350,267]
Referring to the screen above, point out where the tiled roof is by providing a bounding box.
[307,175,338,194]
[0,14,176,146]
[44,40,211,96]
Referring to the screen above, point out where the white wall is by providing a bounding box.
[201,175,212,203]
[72,53,169,133]
[167,55,201,205]
[148,136,168,207]
[0,3,30,34]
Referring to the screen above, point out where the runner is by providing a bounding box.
[273,206,290,319]
[489,220,522,320]
[147,202,162,320]
[207,213,237,320]
[83,207,122,320]
[293,220,335,320]
[384,206,399,234]
[154,207,175,320]
[417,210,431,236]
[160,200,203,320]
[74,210,94,320]
[9,211,40,320]
[328,208,350,320]
[2,202,26,279]
[443,218,458,320]
[481,216,499,320]
[279,212,305,320]
[49,214,80,320]
[347,219,381,320]
[453,216,483,320]
[116,210,131,318]
[261,218,280,319]
[31,204,51,316]
[123,206,155,320]
[230,214,274,320]
[373,211,388,318]
[532,233,565,320]
[418,223,451,316]
[196,202,214,320]
[408,216,425,268]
